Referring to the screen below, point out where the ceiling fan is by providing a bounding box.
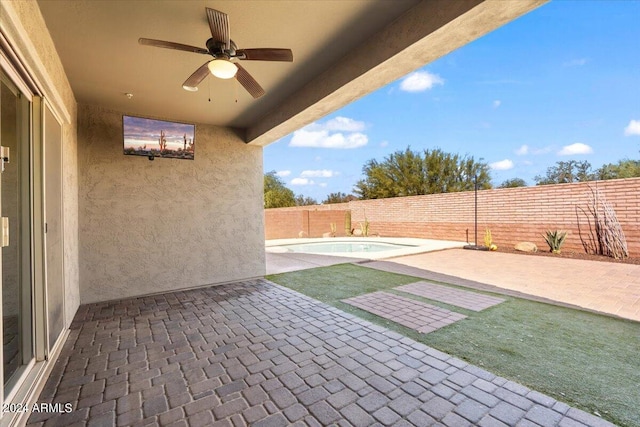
[139,7,293,98]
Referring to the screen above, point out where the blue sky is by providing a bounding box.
[264,1,640,202]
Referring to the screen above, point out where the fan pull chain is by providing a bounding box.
[208,78,211,103]
[235,78,238,103]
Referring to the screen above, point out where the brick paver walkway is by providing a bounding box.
[396,282,505,312]
[26,280,615,427]
[342,292,467,334]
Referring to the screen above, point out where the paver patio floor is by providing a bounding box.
[27,279,614,427]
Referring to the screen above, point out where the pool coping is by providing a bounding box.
[265,237,467,260]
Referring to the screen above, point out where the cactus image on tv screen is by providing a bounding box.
[123,115,195,160]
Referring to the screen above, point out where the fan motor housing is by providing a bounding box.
[206,38,237,57]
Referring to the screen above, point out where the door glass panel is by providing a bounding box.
[1,71,33,390]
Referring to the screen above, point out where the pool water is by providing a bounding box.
[278,241,415,254]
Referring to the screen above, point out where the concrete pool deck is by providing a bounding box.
[384,249,640,323]
[266,252,369,275]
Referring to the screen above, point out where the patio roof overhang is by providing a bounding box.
[37,0,546,147]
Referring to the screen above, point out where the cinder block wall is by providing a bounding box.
[265,178,640,256]
[264,209,350,239]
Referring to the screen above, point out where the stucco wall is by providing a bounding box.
[78,105,265,303]
[4,0,80,325]
[264,210,351,239]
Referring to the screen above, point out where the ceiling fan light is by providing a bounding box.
[208,59,237,79]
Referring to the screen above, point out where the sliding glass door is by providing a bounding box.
[0,69,33,393]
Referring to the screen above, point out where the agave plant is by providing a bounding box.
[543,230,568,254]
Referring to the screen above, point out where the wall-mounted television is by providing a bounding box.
[123,115,195,160]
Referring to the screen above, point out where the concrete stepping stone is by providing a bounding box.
[341,291,466,334]
[396,281,505,311]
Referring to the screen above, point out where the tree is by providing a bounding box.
[295,194,318,206]
[534,160,595,185]
[596,159,640,180]
[499,178,527,188]
[323,192,358,204]
[264,171,295,208]
[354,147,491,199]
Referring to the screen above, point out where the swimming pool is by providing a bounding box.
[275,241,415,254]
[266,237,467,260]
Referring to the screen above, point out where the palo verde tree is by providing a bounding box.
[294,194,318,206]
[323,192,358,204]
[264,171,296,208]
[499,178,527,188]
[534,159,640,186]
[534,160,595,185]
[596,159,640,180]
[354,147,491,199]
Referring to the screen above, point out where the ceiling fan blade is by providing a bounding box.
[206,8,230,50]
[235,64,265,99]
[139,38,209,55]
[182,62,211,91]
[236,48,293,62]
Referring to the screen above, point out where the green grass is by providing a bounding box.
[267,264,640,427]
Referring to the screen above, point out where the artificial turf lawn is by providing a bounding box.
[267,263,640,427]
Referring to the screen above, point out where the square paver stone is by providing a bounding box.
[341,292,466,334]
[396,281,505,311]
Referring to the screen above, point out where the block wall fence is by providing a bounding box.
[264,178,640,257]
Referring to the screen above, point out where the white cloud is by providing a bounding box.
[300,169,336,178]
[289,117,369,149]
[318,183,328,188]
[563,58,588,67]
[493,100,502,109]
[517,144,552,155]
[276,170,291,177]
[380,140,389,148]
[324,117,366,132]
[624,119,640,136]
[290,128,368,149]
[490,159,514,171]
[558,142,593,156]
[290,178,314,186]
[400,71,444,92]
[532,146,553,155]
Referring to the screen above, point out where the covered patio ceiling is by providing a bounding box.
[37,0,546,146]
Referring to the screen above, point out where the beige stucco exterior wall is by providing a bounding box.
[5,0,266,311]
[4,0,80,325]
[77,105,265,304]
